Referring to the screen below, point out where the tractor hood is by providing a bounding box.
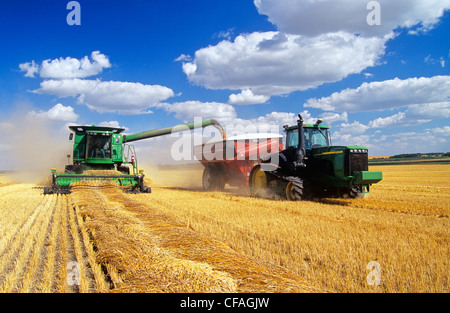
[311,146,368,158]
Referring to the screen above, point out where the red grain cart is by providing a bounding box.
[193,134,283,190]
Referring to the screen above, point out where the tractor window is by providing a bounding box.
[287,131,299,149]
[87,135,112,159]
[287,128,330,150]
[304,128,329,149]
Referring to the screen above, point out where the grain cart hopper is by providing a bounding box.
[249,114,383,200]
[44,119,225,194]
[194,133,283,191]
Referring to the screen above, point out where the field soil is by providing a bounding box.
[0,164,448,293]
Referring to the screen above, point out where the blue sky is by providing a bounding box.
[1,0,449,169]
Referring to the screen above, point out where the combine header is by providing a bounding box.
[44,119,224,194]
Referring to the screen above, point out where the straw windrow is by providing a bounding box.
[70,182,320,293]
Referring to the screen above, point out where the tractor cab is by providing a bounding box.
[284,120,330,154]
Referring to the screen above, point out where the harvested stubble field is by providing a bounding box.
[0,164,448,293]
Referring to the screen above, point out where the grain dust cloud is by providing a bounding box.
[0,107,72,184]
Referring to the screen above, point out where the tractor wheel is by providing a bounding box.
[347,186,365,199]
[202,167,224,191]
[285,178,304,201]
[249,166,269,197]
[285,177,314,201]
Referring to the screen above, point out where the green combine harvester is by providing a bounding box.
[44,119,225,194]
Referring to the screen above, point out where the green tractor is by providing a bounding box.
[249,114,382,200]
[44,119,225,194]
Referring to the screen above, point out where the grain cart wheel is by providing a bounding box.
[202,166,224,191]
[249,166,268,197]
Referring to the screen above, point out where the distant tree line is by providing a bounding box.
[390,153,421,159]
[389,152,450,159]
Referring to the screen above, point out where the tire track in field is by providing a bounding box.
[18,194,59,292]
[54,194,97,293]
[0,192,55,292]
[38,193,64,292]
[0,188,51,261]
[0,191,52,288]
[0,185,98,293]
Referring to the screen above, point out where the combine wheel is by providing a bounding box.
[118,165,130,174]
[141,185,151,193]
[43,187,53,195]
[202,166,225,191]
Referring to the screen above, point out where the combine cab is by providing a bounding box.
[44,120,224,194]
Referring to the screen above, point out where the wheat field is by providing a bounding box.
[0,164,448,293]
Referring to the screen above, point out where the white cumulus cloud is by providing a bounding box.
[164,101,237,124]
[338,121,370,135]
[163,101,313,135]
[368,112,406,128]
[181,31,388,96]
[304,75,450,112]
[98,121,129,131]
[430,126,450,136]
[319,112,349,124]
[20,51,111,79]
[19,60,39,78]
[28,103,79,123]
[254,0,450,37]
[178,0,450,101]
[228,89,269,105]
[34,79,175,115]
[407,102,450,119]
